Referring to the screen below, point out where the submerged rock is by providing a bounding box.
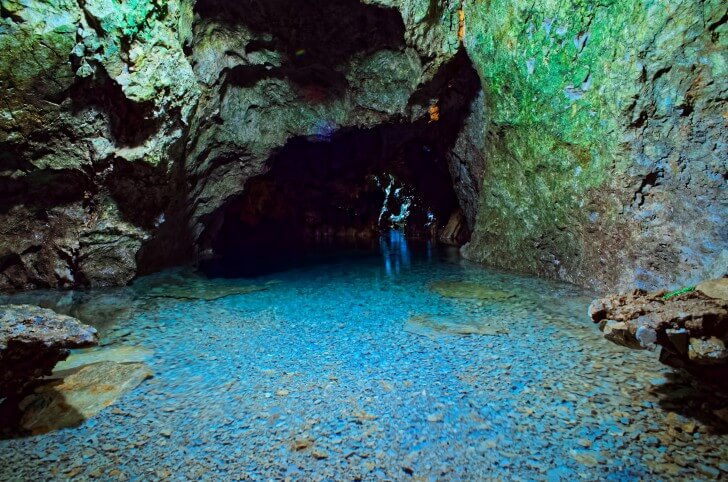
[53,345,154,374]
[0,305,98,398]
[589,283,728,381]
[19,361,152,434]
[430,281,517,301]
[145,281,269,301]
[404,314,509,338]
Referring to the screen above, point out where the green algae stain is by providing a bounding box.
[459,0,713,277]
[0,1,80,137]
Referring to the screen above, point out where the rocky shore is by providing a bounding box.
[0,305,98,398]
[590,278,728,383]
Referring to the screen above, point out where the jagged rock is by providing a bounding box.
[185,0,463,243]
[0,305,98,398]
[0,0,465,291]
[590,286,728,380]
[0,0,198,291]
[688,337,728,365]
[696,278,728,302]
[19,361,152,434]
[430,281,517,301]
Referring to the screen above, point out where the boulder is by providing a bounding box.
[590,284,728,382]
[19,361,152,434]
[0,305,98,398]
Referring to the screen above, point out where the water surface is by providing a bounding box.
[1,241,726,480]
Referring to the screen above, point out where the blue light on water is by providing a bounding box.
[379,229,410,276]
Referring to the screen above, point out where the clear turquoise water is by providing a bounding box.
[1,236,726,481]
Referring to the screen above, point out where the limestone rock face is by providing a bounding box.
[0,305,98,397]
[446,91,486,232]
[184,0,461,242]
[589,286,728,381]
[0,0,461,291]
[0,0,199,291]
[0,0,725,293]
[460,0,727,292]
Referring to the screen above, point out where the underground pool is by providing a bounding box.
[1,236,727,480]
[1,0,727,480]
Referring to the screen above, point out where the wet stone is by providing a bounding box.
[0,305,98,397]
[19,362,153,434]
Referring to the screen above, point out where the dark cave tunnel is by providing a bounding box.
[191,0,481,277]
[199,50,481,278]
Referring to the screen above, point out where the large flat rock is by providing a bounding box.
[0,305,98,398]
[19,361,153,434]
[53,345,154,374]
[405,314,509,338]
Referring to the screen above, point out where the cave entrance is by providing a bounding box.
[198,51,480,277]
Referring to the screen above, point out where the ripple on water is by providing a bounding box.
[0,248,726,481]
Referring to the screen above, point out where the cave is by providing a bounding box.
[0,0,727,479]
[199,50,480,277]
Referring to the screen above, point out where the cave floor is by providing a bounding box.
[1,245,727,480]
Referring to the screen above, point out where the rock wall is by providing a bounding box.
[0,0,199,290]
[458,0,727,292]
[0,0,462,291]
[0,0,725,293]
[185,0,463,243]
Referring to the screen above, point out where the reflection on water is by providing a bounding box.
[379,229,413,276]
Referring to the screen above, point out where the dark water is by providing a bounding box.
[1,235,726,480]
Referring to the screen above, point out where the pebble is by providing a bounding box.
[426,413,444,423]
[311,449,329,460]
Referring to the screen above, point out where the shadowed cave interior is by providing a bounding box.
[199,51,480,277]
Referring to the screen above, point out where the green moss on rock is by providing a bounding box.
[460,0,727,290]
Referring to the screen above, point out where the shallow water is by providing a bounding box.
[1,241,726,481]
